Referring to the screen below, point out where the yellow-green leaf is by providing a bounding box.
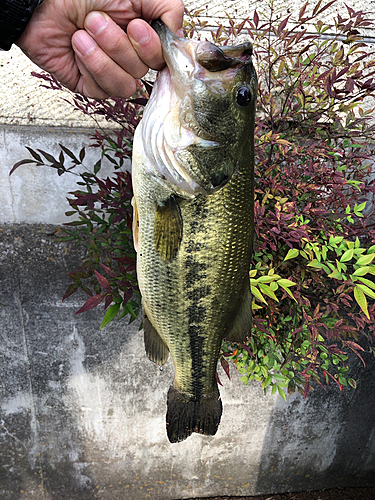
[259,283,279,302]
[352,266,370,276]
[258,275,279,283]
[307,259,323,268]
[250,269,258,277]
[354,286,370,319]
[328,269,343,280]
[340,248,354,262]
[356,253,375,266]
[251,285,268,304]
[277,279,296,287]
[357,284,375,300]
[284,248,299,261]
[357,277,375,290]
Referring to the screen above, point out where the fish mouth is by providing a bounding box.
[151,19,253,74]
[150,20,220,144]
[151,20,253,143]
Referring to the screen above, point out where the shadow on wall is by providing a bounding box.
[255,351,375,495]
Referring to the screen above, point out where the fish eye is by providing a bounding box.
[236,86,252,107]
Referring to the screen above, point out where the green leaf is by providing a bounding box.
[257,275,280,283]
[340,248,354,262]
[328,269,343,280]
[278,385,287,401]
[356,253,375,266]
[277,279,296,287]
[354,286,370,319]
[100,302,120,329]
[357,284,375,300]
[352,266,370,276]
[357,277,375,290]
[329,236,344,246]
[307,259,323,268]
[251,285,268,304]
[284,248,299,261]
[259,283,279,301]
[348,378,357,389]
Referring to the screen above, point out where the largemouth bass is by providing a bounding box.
[132,20,257,443]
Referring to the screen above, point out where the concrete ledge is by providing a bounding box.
[0,224,374,499]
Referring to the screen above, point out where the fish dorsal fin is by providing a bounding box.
[143,314,169,365]
[225,286,252,343]
[131,197,139,253]
[154,196,183,261]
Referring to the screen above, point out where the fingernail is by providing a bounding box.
[85,11,108,36]
[176,28,184,37]
[129,22,150,45]
[73,31,97,56]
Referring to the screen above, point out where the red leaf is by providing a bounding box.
[299,1,308,20]
[62,283,80,302]
[104,295,113,309]
[253,10,259,28]
[94,270,111,291]
[277,16,290,36]
[100,263,117,277]
[216,371,223,387]
[123,288,133,305]
[343,341,365,351]
[220,357,231,380]
[303,381,310,399]
[75,294,105,314]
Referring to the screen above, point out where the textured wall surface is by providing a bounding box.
[0,225,374,500]
[0,125,128,225]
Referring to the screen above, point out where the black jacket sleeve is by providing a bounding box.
[0,0,43,50]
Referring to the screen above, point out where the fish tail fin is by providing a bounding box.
[166,386,222,443]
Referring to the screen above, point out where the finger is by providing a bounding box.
[84,11,149,79]
[73,51,109,99]
[127,19,165,71]
[71,29,138,98]
[159,2,185,34]
[141,0,185,34]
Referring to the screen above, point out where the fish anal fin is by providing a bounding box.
[225,286,252,343]
[166,387,222,443]
[144,315,169,365]
[131,197,139,253]
[154,195,182,261]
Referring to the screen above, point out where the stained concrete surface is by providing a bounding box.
[0,224,374,500]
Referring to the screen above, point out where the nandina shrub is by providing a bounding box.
[211,0,375,396]
[11,80,149,326]
[12,0,375,396]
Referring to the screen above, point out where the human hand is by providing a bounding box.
[16,0,184,99]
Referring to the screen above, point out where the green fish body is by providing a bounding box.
[132,21,257,443]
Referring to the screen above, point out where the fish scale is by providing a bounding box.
[132,19,257,442]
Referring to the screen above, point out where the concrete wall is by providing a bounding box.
[0,225,374,499]
[1,0,375,498]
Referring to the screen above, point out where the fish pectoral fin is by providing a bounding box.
[131,196,139,253]
[166,387,222,443]
[143,314,169,365]
[224,286,252,343]
[154,195,182,261]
